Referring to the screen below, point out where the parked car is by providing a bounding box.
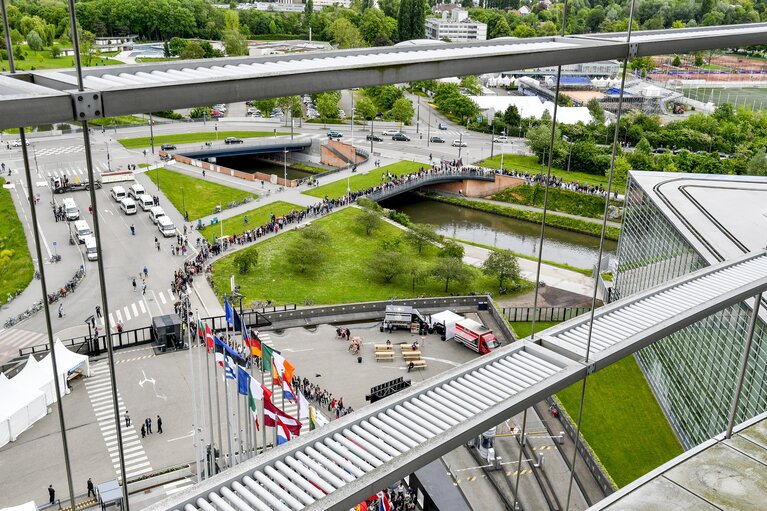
[452,139,467,147]
[210,110,224,118]
[381,129,400,136]
[247,108,259,115]
[213,104,227,112]
[430,136,445,143]
[225,137,244,144]
[392,133,411,141]
[438,123,448,130]
[11,139,29,147]
[366,134,383,142]
[493,135,509,143]
[327,130,343,139]
[161,144,177,151]
[338,109,346,118]
[251,111,263,118]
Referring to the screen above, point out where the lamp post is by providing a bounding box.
[215,125,218,145]
[416,95,420,134]
[563,135,572,172]
[369,112,382,154]
[106,141,111,171]
[457,132,464,160]
[149,112,155,155]
[283,148,288,188]
[490,121,496,158]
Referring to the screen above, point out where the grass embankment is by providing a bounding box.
[118,131,290,149]
[213,208,532,305]
[88,116,148,126]
[303,160,425,200]
[510,321,560,338]
[477,154,624,194]
[1,50,123,71]
[494,184,620,220]
[291,163,330,174]
[146,169,257,220]
[0,178,34,298]
[427,194,621,240]
[198,201,300,243]
[557,356,684,487]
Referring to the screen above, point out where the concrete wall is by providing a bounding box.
[170,153,297,187]
[428,174,525,197]
[321,140,365,168]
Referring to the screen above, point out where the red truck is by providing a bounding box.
[454,318,499,354]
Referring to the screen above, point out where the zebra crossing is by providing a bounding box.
[163,478,195,496]
[40,161,110,181]
[105,287,175,330]
[85,361,153,480]
[0,328,48,359]
[35,145,85,156]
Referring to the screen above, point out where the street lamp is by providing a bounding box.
[563,135,573,172]
[457,132,464,160]
[427,108,432,147]
[149,112,155,155]
[215,125,219,145]
[283,148,288,188]
[106,141,111,171]
[369,112,382,154]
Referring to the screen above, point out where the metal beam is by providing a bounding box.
[1,23,767,129]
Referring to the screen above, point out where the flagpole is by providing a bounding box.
[223,295,236,467]
[212,327,224,471]
[196,311,209,480]
[261,345,267,453]
[242,319,253,460]
[185,295,201,481]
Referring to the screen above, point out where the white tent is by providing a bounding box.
[0,373,47,447]
[469,95,593,125]
[0,501,37,511]
[50,338,91,378]
[11,355,63,406]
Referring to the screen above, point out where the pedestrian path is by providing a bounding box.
[162,477,195,496]
[85,361,153,480]
[105,287,175,329]
[0,327,48,359]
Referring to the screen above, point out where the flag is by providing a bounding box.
[245,333,262,358]
[298,392,309,419]
[272,352,295,386]
[282,380,296,402]
[309,406,316,431]
[224,354,236,380]
[237,366,250,396]
[262,343,273,374]
[377,491,391,511]
[354,503,368,511]
[204,324,215,353]
[263,398,301,436]
[276,417,291,445]
[224,297,241,331]
[247,377,261,430]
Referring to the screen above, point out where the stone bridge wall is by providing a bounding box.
[428,174,525,197]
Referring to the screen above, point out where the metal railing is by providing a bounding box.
[502,306,593,323]
[364,170,495,202]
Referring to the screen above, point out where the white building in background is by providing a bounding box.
[426,10,487,42]
[468,95,593,125]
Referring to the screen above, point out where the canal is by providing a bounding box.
[216,154,316,181]
[382,194,617,269]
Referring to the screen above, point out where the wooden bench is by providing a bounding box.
[375,351,395,361]
[400,344,419,353]
[374,344,394,352]
[407,360,427,371]
[403,350,422,360]
[66,369,83,382]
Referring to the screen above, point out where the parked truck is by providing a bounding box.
[429,310,464,341]
[380,305,427,333]
[51,176,102,194]
[454,318,499,354]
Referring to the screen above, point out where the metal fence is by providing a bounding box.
[502,306,592,323]
[19,326,155,358]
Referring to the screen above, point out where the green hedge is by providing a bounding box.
[426,194,620,241]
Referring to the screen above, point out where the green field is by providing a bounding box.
[212,207,530,305]
[88,116,148,127]
[146,168,257,221]
[303,161,425,200]
[118,131,290,149]
[557,356,684,487]
[682,86,767,110]
[478,154,623,193]
[198,201,300,243]
[493,184,616,220]
[509,321,560,339]
[0,178,34,300]
[1,50,123,71]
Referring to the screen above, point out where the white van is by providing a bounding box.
[138,194,155,211]
[84,235,98,261]
[149,206,166,224]
[73,220,92,243]
[128,183,145,199]
[120,197,137,215]
[62,198,79,220]
[157,216,175,237]
[110,186,126,202]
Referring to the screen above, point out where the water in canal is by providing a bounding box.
[382,194,617,269]
[216,154,316,181]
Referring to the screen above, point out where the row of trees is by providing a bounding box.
[359,86,415,125]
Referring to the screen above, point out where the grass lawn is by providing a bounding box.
[557,356,684,487]
[478,154,625,194]
[1,50,123,71]
[118,131,290,149]
[198,201,300,243]
[303,161,426,200]
[88,116,147,126]
[146,169,257,220]
[212,207,532,305]
[0,178,34,299]
[292,163,330,174]
[493,184,620,220]
[509,321,560,339]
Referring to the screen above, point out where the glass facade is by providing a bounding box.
[614,176,767,448]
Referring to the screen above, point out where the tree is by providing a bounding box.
[587,98,605,125]
[330,17,366,49]
[629,56,655,77]
[390,97,414,126]
[694,52,704,67]
[50,44,61,58]
[223,30,248,56]
[169,37,188,57]
[315,91,341,120]
[431,257,468,292]
[460,75,482,95]
[503,105,521,130]
[359,8,395,45]
[355,97,377,121]
[439,240,464,259]
[672,55,681,67]
[358,208,381,235]
[79,30,99,66]
[180,41,205,59]
[482,250,520,292]
[371,250,405,283]
[285,224,331,274]
[407,261,427,292]
[253,98,278,117]
[746,148,767,176]
[489,15,511,39]
[26,30,43,51]
[233,249,258,274]
[397,0,412,41]
[404,223,439,253]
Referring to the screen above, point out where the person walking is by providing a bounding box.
[95,305,102,319]
[124,410,131,427]
[58,303,64,318]
[145,417,152,434]
[132,277,137,292]
[143,266,148,279]
[48,485,55,505]
[141,424,146,438]
[141,281,147,296]
[157,415,163,434]
[87,478,95,498]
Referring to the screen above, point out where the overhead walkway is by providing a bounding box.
[149,251,767,511]
[177,137,312,159]
[2,23,767,128]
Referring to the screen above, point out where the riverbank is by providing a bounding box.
[421,193,621,240]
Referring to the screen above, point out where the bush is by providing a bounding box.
[494,184,612,219]
[151,110,183,120]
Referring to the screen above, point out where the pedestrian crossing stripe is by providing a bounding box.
[506,469,532,477]
[532,445,552,451]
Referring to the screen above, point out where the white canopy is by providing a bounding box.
[11,355,63,406]
[0,373,47,447]
[468,95,593,125]
[431,310,464,324]
[0,501,38,511]
[49,338,91,378]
